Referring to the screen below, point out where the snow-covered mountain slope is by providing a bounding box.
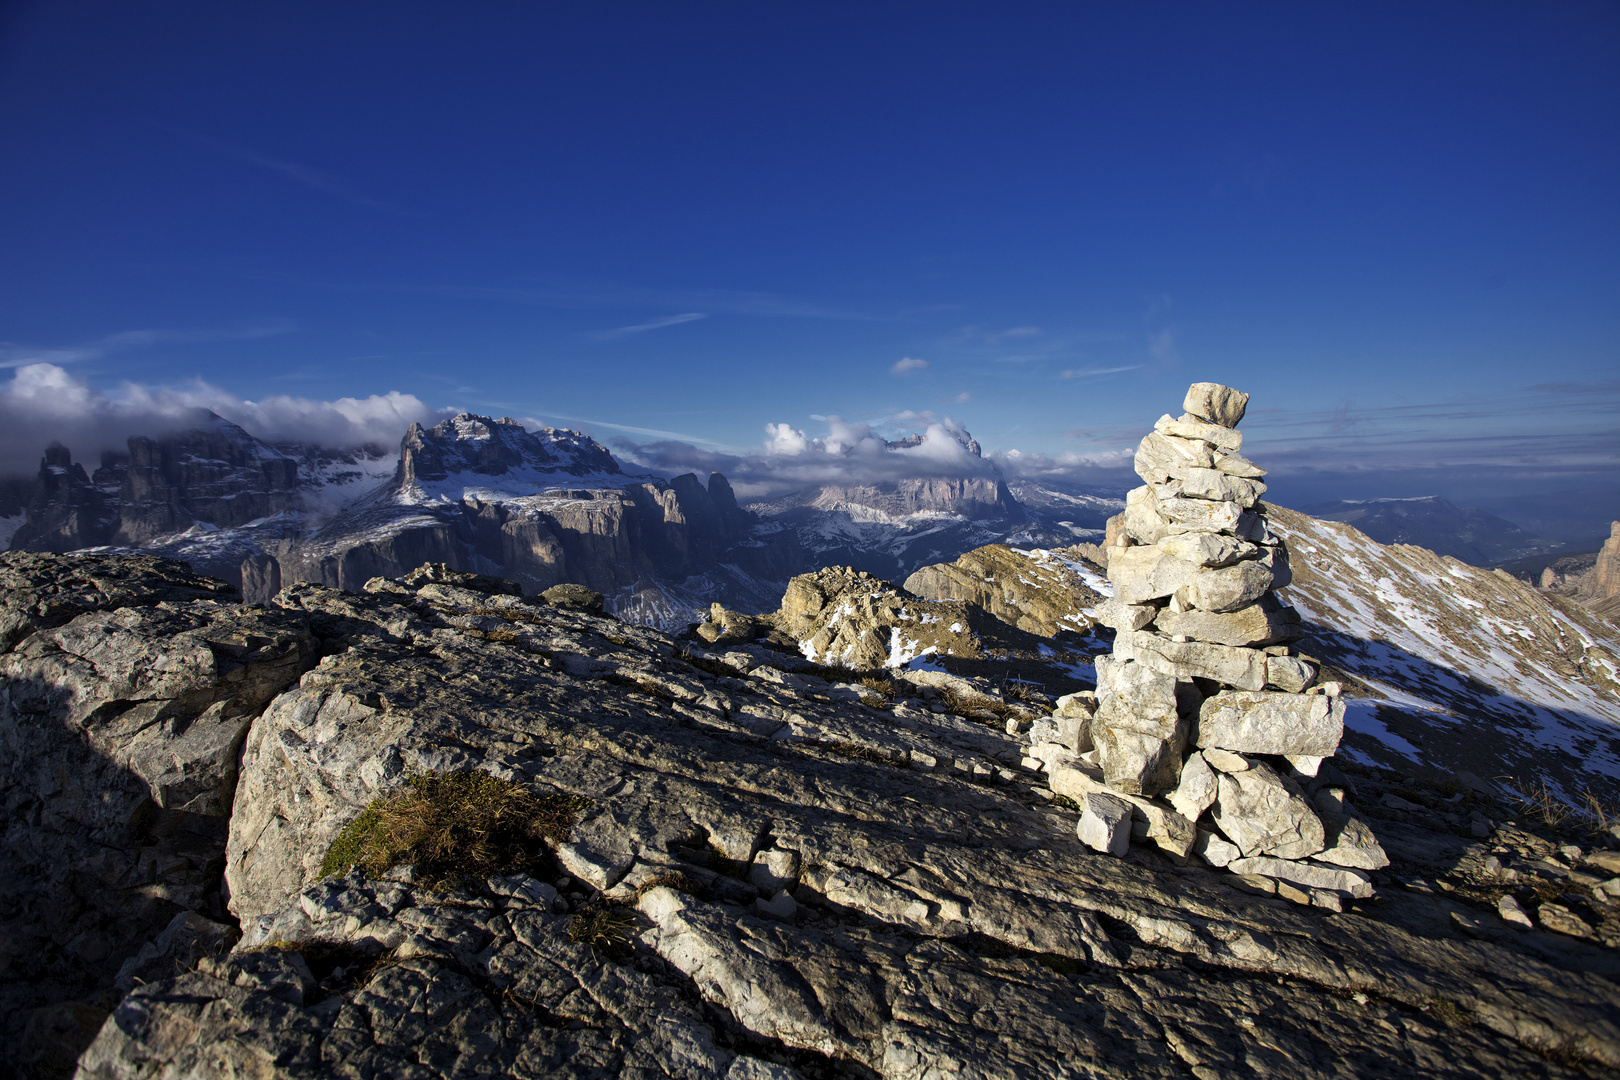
[1267,504,1620,802]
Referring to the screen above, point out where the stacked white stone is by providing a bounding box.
[1040,382,1386,906]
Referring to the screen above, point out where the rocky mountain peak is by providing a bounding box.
[393,413,622,499]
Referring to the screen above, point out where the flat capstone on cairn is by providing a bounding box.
[1026,382,1388,909]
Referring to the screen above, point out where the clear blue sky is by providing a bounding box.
[1,3,1616,537]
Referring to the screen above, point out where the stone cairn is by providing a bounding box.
[1028,382,1387,907]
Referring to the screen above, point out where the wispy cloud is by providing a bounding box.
[0,321,297,370]
[161,124,410,216]
[1059,365,1140,379]
[891,356,929,375]
[585,312,708,341]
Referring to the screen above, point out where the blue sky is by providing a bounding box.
[1,3,1616,539]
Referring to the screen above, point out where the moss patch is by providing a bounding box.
[319,770,590,889]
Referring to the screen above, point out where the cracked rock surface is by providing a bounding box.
[3,554,1617,1077]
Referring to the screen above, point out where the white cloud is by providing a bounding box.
[891,356,929,375]
[1059,365,1140,379]
[586,313,708,341]
[0,363,453,474]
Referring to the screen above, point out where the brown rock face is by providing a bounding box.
[903,543,1106,638]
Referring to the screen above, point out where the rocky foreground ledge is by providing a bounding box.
[2,553,1619,1078]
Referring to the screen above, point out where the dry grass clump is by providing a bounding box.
[319,771,590,889]
[858,675,898,700]
[567,904,637,957]
[635,870,694,898]
[1505,775,1620,836]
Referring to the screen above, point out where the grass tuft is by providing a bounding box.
[567,904,637,958]
[319,771,590,889]
[635,870,694,898]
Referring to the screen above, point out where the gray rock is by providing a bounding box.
[1210,762,1326,860]
[1077,792,1134,856]
[1201,747,1253,773]
[1153,412,1243,451]
[1165,467,1266,508]
[1094,599,1159,632]
[1106,543,1203,605]
[1156,532,1258,569]
[1092,660,1188,795]
[1193,829,1242,868]
[1266,654,1318,692]
[1184,382,1250,428]
[1152,596,1301,647]
[1184,558,1275,613]
[1226,857,1374,899]
[1196,691,1345,757]
[1120,486,1247,544]
[1167,750,1219,821]
[1133,431,1217,484]
[1114,630,1269,691]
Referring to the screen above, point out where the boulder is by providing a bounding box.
[1226,857,1374,900]
[1153,413,1242,452]
[1167,750,1219,821]
[1265,654,1318,692]
[1183,559,1275,614]
[1077,793,1133,856]
[1184,383,1250,428]
[1152,596,1301,647]
[1156,532,1258,569]
[1114,631,1269,692]
[1120,487,1247,545]
[1134,432,1217,484]
[1196,691,1345,757]
[1193,829,1242,868]
[1212,451,1266,479]
[1166,468,1266,508]
[542,582,606,612]
[1210,763,1326,861]
[1094,599,1159,632]
[1094,727,1186,798]
[902,544,1105,638]
[1107,544,1203,605]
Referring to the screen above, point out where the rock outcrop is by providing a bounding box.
[902,543,1108,637]
[0,552,317,1074]
[1038,383,1385,907]
[1,552,1618,1076]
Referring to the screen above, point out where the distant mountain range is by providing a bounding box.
[4,416,1579,626]
[1299,495,1564,566]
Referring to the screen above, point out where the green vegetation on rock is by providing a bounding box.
[318,770,590,888]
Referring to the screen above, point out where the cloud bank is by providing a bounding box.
[0,363,454,474]
[620,412,1002,500]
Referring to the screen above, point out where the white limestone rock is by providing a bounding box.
[1107,544,1203,605]
[1196,691,1345,757]
[1167,750,1219,821]
[1134,431,1216,484]
[1154,412,1243,452]
[1078,792,1134,856]
[1184,559,1276,614]
[1226,857,1374,899]
[1167,467,1267,508]
[1311,789,1391,871]
[1184,383,1250,428]
[1094,599,1159,632]
[1121,486,1247,544]
[1152,597,1301,648]
[1212,450,1266,478]
[1202,747,1253,773]
[1193,829,1242,868]
[1210,761,1326,861]
[1091,660,1189,795]
[1114,630,1269,692]
[1157,532,1259,569]
[1266,655,1318,693]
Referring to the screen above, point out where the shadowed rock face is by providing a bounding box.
[3,553,1617,1077]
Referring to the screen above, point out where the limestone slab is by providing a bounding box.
[1211,763,1326,861]
[1196,691,1345,757]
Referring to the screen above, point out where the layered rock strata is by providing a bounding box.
[1037,383,1386,903]
[0,553,1616,1076]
